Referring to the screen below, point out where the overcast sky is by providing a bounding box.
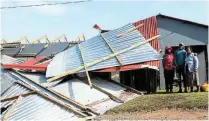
[1,0,209,43]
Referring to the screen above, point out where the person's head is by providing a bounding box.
[165,46,172,54]
[178,43,184,50]
[186,46,192,54]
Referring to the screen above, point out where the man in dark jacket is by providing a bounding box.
[163,46,175,93]
[174,43,187,92]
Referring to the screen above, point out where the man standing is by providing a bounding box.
[163,46,174,93]
[174,43,187,92]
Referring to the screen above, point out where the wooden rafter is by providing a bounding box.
[0,91,36,102]
[117,24,144,38]
[2,95,22,121]
[31,35,50,44]
[101,33,123,65]
[15,36,30,44]
[51,34,67,43]
[77,43,92,88]
[46,35,160,83]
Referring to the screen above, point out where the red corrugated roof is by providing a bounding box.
[94,16,160,72]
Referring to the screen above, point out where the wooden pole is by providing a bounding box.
[77,44,93,88]
[0,91,36,102]
[47,35,160,82]
[101,33,123,65]
[15,82,87,117]
[117,24,144,38]
[2,96,22,121]
[13,71,99,115]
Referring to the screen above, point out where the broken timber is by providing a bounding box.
[15,82,87,117]
[78,43,93,88]
[46,35,160,82]
[0,91,36,102]
[2,95,22,121]
[101,33,123,65]
[117,24,144,38]
[13,71,99,115]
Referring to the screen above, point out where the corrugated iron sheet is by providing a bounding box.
[17,71,63,87]
[1,55,24,64]
[1,46,21,57]
[46,23,161,77]
[52,77,139,114]
[95,16,160,72]
[7,94,79,121]
[36,42,70,57]
[1,68,16,94]
[1,83,30,108]
[16,44,46,57]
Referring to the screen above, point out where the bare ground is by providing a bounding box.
[96,109,208,120]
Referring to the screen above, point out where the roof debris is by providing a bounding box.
[1,19,161,120]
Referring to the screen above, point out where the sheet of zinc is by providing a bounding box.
[1,47,21,56]
[99,24,160,67]
[36,42,69,57]
[51,78,109,105]
[9,71,80,110]
[1,84,30,108]
[46,23,133,77]
[18,44,45,55]
[1,69,15,94]
[46,23,160,77]
[18,72,63,87]
[7,94,80,121]
[1,55,24,64]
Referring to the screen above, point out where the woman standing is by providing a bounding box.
[185,47,199,92]
[163,46,174,93]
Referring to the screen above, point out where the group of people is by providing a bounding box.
[163,43,199,93]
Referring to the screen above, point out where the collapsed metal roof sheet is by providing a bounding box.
[1,55,24,64]
[1,46,21,56]
[1,83,30,108]
[46,23,161,78]
[16,44,46,57]
[6,94,79,121]
[36,42,70,57]
[16,71,64,87]
[1,68,16,94]
[51,77,138,114]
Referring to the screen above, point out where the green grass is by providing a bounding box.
[106,92,208,114]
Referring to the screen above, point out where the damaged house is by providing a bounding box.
[1,13,207,120]
[1,22,160,120]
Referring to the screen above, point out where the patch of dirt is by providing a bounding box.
[96,109,208,120]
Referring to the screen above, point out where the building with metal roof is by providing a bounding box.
[156,14,208,89]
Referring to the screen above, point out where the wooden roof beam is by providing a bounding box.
[77,43,92,88]
[0,91,36,102]
[101,33,123,65]
[2,95,22,121]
